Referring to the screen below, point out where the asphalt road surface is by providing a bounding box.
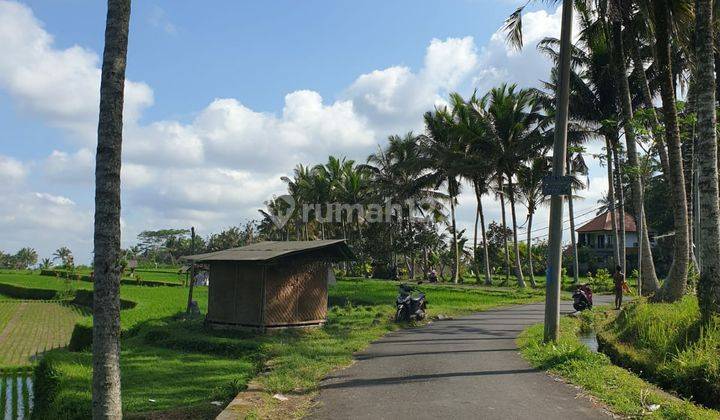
[310,296,615,420]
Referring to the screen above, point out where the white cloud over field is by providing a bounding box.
[0,1,605,262]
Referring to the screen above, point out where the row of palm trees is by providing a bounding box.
[507,0,720,311]
[260,83,571,288]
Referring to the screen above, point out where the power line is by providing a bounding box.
[517,212,600,243]
[518,205,602,235]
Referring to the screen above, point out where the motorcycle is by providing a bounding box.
[395,284,427,322]
[572,284,593,312]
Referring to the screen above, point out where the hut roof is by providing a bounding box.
[182,240,354,263]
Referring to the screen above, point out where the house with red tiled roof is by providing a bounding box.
[576,210,654,271]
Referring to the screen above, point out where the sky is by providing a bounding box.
[0,0,609,263]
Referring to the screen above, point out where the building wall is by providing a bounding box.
[207,261,263,326]
[264,260,328,326]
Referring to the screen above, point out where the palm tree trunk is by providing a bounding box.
[566,156,579,284]
[526,211,537,287]
[610,19,661,293]
[568,194,579,283]
[684,82,701,270]
[630,40,671,178]
[93,1,130,417]
[506,176,526,288]
[605,137,621,267]
[653,2,689,301]
[695,0,720,321]
[473,187,480,284]
[450,194,459,284]
[478,195,493,286]
[498,176,511,285]
[612,142,626,272]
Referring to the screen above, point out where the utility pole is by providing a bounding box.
[186,226,196,314]
[544,0,573,343]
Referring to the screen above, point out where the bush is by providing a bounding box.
[586,268,613,293]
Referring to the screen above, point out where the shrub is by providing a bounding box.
[587,268,613,293]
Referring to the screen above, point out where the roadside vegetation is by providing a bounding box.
[518,315,720,419]
[597,297,720,410]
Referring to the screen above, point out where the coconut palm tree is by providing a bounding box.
[695,0,720,320]
[14,248,38,269]
[422,108,466,283]
[93,0,131,417]
[282,164,315,240]
[52,246,73,267]
[452,92,495,285]
[602,2,663,294]
[516,157,550,287]
[567,149,588,283]
[40,258,53,270]
[482,84,546,287]
[644,0,689,300]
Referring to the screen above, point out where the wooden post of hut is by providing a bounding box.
[183,240,354,330]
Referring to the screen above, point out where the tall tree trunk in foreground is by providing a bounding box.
[695,0,720,321]
[507,176,526,287]
[610,20,660,293]
[498,176,511,285]
[475,182,493,285]
[654,2,689,300]
[605,137,621,267]
[93,1,131,418]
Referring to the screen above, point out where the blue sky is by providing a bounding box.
[0,1,608,263]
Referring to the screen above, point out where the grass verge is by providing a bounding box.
[597,297,720,409]
[517,315,720,419]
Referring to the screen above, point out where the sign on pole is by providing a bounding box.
[541,175,574,196]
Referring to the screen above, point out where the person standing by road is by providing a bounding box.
[613,265,625,310]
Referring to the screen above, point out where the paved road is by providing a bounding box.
[310,296,614,420]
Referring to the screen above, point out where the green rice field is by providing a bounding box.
[0,301,86,367]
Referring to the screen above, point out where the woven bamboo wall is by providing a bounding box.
[207,262,263,325]
[264,260,328,325]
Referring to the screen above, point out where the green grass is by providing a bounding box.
[600,297,720,409]
[26,276,549,417]
[0,272,208,332]
[518,316,720,419]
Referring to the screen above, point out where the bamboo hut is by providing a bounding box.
[184,240,353,330]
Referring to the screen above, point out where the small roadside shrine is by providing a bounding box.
[184,240,354,330]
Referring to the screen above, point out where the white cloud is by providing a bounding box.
[0,0,153,143]
[345,36,479,135]
[473,6,572,92]
[44,149,94,184]
[0,1,602,262]
[0,155,26,185]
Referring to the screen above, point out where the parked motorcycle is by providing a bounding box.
[572,284,593,312]
[395,284,427,322]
